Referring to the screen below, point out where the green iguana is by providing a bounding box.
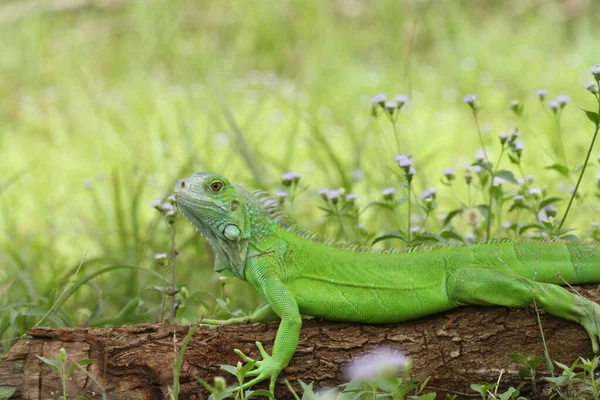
[173,171,600,393]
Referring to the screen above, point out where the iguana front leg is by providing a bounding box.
[233,270,302,393]
[450,266,600,352]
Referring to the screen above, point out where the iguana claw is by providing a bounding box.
[232,341,282,394]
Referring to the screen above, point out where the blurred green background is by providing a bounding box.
[1,0,599,353]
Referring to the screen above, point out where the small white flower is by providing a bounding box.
[591,65,600,80]
[275,189,289,198]
[548,100,560,111]
[384,100,398,110]
[501,221,512,230]
[327,189,341,201]
[510,127,521,140]
[536,89,548,99]
[513,194,525,203]
[160,202,174,212]
[474,148,486,162]
[381,187,396,196]
[281,171,301,183]
[586,81,599,94]
[151,198,163,209]
[492,177,506,186]
[442,168,456,179]
[472,165,483,174]
[464,233,476,241]
[513,140,524,152]
[352,169,364,181]
[345,193,358,203]
[528,187,542,197]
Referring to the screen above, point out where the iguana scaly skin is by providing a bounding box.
[174,171,600,392]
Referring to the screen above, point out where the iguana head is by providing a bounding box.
[174,172,253,279]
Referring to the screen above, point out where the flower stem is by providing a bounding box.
[472,109,488,161]
[558,98,600,230]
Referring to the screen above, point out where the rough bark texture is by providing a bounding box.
[1,285,599,399]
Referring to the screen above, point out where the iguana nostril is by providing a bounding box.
[180,180,186,189]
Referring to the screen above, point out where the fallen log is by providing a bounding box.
[1,285,599,399]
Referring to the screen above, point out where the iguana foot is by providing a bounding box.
[200,317,249,326]
[578,300,600,353]
[233,341,283,394]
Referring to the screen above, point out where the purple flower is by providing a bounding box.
[381,187,396,200]
[421,188,438,200]
[346,348,409,381]
[327,189,341,202]
[318,188,329,200]
[281,171,301,186]
[513,140,524,156]
[442,168,456,180]
[370,93,386,105]
[556,95,570,107]
[395,154,413,168]
[463,94,477,104]
[536,89,548,100]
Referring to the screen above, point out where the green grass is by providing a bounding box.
[1,0,599,377]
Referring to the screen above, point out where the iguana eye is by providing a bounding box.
[209,180,224,192]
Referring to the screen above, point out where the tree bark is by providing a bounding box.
[1,285,599,400]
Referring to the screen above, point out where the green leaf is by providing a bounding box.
[508,353,529,365]
[498,387,518,400]
[0,387,17,400]
[538,197,563,210]
[470,382,496,395]
[411,233,444,244]
[238,360,257,376]
[545,163,569,177]
[518,222,541,235]
[246,389,275,399]
[36,355,61,373]
[476,204,490,221]
[442,208,463,226]
[372,230,408,245]
[440,230,464,242]
[220,364,239,376]
[583,109,600,125]
[66,358,96,375]
[495,170,519,184]
[410,393,436,400]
